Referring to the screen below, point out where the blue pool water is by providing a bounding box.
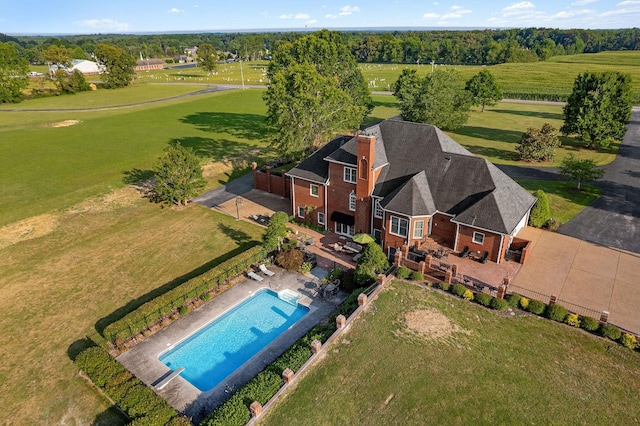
[159,289,309,392]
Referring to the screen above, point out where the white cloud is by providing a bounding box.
[503,1,535,16]
[617,0,640,4]
[325,13,337,19]
[441,7,472,19]
[168,8,184,13]
[279,13,310,19]
[550,9,593,19]
[78,19,131,31]
[423,12,440,18]
[451,5,464,10]
[339,5,360,16]
[306,19,318,25]
[571,0,597,5]
[602,6,640,16]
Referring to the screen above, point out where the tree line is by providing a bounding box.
[3,27,640,66]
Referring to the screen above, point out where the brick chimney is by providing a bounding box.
[355,134,376,234]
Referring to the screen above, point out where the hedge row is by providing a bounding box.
[75,346,190,426]
[201,288,366,426]
[103,245,268,344]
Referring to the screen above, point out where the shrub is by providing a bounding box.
[490,297,509,311]
[565,313,581,328]
[600,324,622,341]
[411,271,424,281]
[620,333,638,350]
[529,189,552,227]
[526,299,546,315]
[328,267,343,281]
[451,283,467,297]
[475,292,492,307]
[546,304,568,322]
[506,293,521,308]
[438,282,450,292]
[396,265,412,279]
[178,306,189,316]
[519,297,529,310]
[299,261,312,275]
[275,248,304,271]
[580,316,600,332]
[462,289,474,301]
[200,292,212,302]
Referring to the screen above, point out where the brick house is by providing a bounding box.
[286,119,536,264]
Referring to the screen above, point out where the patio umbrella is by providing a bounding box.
[352,233,375,244]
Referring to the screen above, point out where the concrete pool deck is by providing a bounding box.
[117,266,346,423]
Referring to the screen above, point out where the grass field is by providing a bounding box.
[260,280,640,426]
[517,180,601,224]
[0,191,265,425]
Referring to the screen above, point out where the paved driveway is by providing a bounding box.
[512,227,640,334]
[558,107,640,253]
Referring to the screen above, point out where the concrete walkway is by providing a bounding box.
[512,227,640,334]
[191,172,255,208]
[117,267,345,424]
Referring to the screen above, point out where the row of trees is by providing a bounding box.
[4,27,640,67]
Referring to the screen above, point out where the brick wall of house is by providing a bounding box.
[408,217,430,246]
[457,225,503,263]
[292,178,325,226]
[327,162,357,232]
[431,213,457,247]
[382,212,410,252]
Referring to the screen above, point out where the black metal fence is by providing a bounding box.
[507,284,602,319]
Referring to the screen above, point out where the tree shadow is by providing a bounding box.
[491,109,564,121]
[462,145,519,162]
[67,338,96,362]
[91,407,129,426]
[179,111,271,142]
[122,168,154,185]
[218,223,253,245]
[452,125,524,144]
[169,136,258,160]
[94,242,259,334]
[371,98,398,109]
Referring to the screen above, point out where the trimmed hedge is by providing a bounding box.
[451,283,467,297]
[475,292,492,307]
[579,315,600,332]
[506,293,521,308]
[75,346,184,425]
[490,297,509,312]
[600,324,622,341]
[546,304,568,322]
[526,299,546,315]
[396,266,412,279]
[104,245,267,344]
[438,282,450,292]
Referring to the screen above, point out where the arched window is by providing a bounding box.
[359,158,368,180]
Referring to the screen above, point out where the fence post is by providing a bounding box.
[549,294,557,306]
[599,310,609,325]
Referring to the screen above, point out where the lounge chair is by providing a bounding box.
[478,251,489,264]
[259,264,275,276]
[344,241,363,254]
[247,271,263,281]
[459,246,469,258]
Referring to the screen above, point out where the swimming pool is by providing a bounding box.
[159,288,309,392]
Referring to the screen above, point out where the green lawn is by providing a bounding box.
[260,280,640,426]
[0,88,270,227]
[516,179,601,224]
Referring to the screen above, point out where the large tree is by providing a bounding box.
[465,69,502,112]
[197,43,218,74]
[559,154,605,190]
[354,243,389,286]
[516,123,561,162]
[152,143,206,206]
[561,71,633,149]
[42,45,72,69]
[393,68,471,130]
[264,30,372,156]
[0,42,29,103]
[94,43,136,88]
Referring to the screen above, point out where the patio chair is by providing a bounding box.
[247,271,263,281]
[259,264,275,276]
[459,246,469,258]
[479,251,489,264]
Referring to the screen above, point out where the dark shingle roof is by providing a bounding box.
[286,136,351,183]
[292,119,536,235]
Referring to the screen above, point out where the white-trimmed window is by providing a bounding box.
[390,216,409,237]
[414,220,425,239]
[344,166,357,183]
[374,199,383,218]
[298,206,305,218]
[349,191,356,211]
[473,231,485,244]
[318,212,325,225]
[310,184,319,197]
[335,223,355,237]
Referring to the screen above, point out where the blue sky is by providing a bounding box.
[2,1,639,34]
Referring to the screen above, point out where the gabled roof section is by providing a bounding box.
[324,125,388,169]
[380,171,436,217]
[286,135,351,183]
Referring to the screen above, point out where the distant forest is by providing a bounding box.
[2,27,639,65]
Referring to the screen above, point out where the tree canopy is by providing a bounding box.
[393,68,471,130]
[197,43,218,74]
[152,143,206,206]
[42,45,72,68]
[559,154,605,190]
[263,30,372,156]
[354,243,389,286]
[94,43,136,88]
[529,189,551,228]
[0,42,28,103]
[561,71,633,149]
[516,123,561,162]
[465,69,502,112]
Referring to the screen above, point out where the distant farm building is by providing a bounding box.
[135,59,165,71]
[50,59,103,76]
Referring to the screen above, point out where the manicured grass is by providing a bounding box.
[0,88,270,227]
[134,61,271,86]
[0,194,264,425]
[260,281,640,426]
[516,179,601,224]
